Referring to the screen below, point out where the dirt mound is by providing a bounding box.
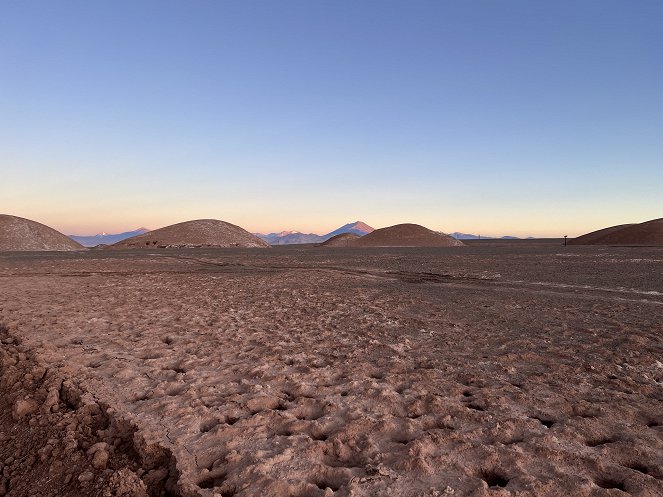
[110,219,270,249]
[318,233,361,247]
[350,223,464,247]
[0,215,83,251]
[571,218,663,245]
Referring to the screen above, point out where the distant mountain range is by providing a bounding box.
[68,223,531,248]
[256,221,374,245]
[449,232,524,240]
[68,228,150,247]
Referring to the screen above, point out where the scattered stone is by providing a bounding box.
[87,442,109,456]
[78,470,94,484]
[92,449,109,470]
[12,398,39,420]
[41,388,60,413]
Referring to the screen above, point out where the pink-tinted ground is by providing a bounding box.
[0,242,662,497]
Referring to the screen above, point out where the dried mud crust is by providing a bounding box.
[0,325,182,497]
[0,247,663,497]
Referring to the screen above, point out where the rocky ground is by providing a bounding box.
[0,242,661,497]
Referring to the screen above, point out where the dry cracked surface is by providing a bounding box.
[0,243,662,497]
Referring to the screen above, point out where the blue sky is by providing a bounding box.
[1,1,661,236]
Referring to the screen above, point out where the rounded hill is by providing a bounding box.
[0,215,83,251]
[110,219,270,249]
[571,218,663,246]
[350,223,463,247]
[318,233,361,247]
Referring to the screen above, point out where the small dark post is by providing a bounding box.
[564,235,568,247]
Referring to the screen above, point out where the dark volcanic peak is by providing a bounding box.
[69,228,151,247]
[571,218,663,246]
[0,214,83,251]
[351,223,464,247]
[318,232,361,247]
[110,219,270,249]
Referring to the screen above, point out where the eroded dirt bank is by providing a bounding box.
[0,325,181,497]
[0,244,662,497]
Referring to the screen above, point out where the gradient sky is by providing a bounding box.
[1,1,661,237]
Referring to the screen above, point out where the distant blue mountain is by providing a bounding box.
[68,228,150,247]
[256,221,374,245]
[257,231,325,245]
[449,232,523,240]
[449,232,493,240]
[323,221,374,239]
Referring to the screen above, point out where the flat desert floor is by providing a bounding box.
[0,242,662,497]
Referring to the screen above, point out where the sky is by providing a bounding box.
[1,1,661,237]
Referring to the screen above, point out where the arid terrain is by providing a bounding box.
[0,241,662,497]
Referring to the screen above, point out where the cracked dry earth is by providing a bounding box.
[0,242,662,497]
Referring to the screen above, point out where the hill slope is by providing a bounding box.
[350,223,464,247]
[110,219,270,249]
[318,233,361,247]
[571,219,663,245]
[0,215,83,251]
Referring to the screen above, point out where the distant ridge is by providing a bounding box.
[256,221,374,245]
[257,231,324,245]
[0,214,83,251]
[69,228,150,247]
[110,219,269,249]
[350,223,463,247]
[449,232,523,240]
[570,218,663,245]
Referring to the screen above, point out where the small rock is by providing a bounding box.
[78,471,94,484]
[92,449,109,470]
[87,442,109,456]
[41,388,60,413]
[12,398,39,420]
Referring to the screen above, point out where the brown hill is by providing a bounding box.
[110,219,270,249]
[568,224,636,245]
[350,223,464,247]
[0,214,83,251]
[571,218,663,245]
[317,233,361,247]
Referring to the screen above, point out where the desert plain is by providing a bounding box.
[0,241,662,497]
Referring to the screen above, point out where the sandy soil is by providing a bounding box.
[0,242,662,497]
